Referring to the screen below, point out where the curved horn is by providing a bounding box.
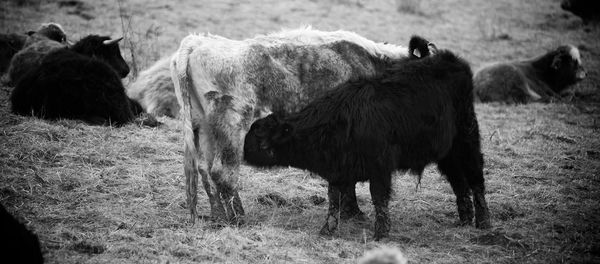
[103,37,123,45]
[427,42,438,54]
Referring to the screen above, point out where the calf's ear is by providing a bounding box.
[551,53,564,70]
[277,123,294,143]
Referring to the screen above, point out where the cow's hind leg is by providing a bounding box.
[206,108,247,225]
[438,154,474,226]
[183,126,201,223]
[340,184,366,221]
[370,175,392,240]
[461,142,491,229]
[209,142,245,225]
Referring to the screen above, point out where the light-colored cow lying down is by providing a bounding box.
[170,26,408,223]
[127,54,180,118]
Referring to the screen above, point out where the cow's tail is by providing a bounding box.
[171,39,203,224]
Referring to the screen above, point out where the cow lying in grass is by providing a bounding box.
[10,35,143,126]
[5,23,69,85]
[473,45,586,104]
[0,204,43,264]
[244,47,491,240]
[128,54,179,118]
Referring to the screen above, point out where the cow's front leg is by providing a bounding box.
[319,184,342,236]
[370,177,391,240]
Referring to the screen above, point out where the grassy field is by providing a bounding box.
[1,0,599,263]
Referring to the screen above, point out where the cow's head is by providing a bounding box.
[34,23,68,44]
[71,35,130,78]
[560,0,592,23]
[549,45,586,92]
[408,35,437,59]
[244,114,294,167]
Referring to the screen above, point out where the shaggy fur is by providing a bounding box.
[473,45,586,104]
[561,0,600,24]
[5,23,69,85]
[171,27,409,224]
[0,33,27,73]
[128,54,179,118]
[10,35,135,126]
[358,247,407,264]
[244,50,491,240]
[0,204,44,264]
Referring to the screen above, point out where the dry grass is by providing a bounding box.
[1,0,600,263]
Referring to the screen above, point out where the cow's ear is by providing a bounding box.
[278,123,294,142]
[551,53,564,70]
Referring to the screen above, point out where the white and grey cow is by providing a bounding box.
[170,26,408,223]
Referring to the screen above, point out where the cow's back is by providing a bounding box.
[7,39,65,85]
[244,40,386,113]
[473,62,528,103]
[175,32,401,121]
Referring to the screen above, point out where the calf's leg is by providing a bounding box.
[438,156,474,226]
[319,184,342,236]
[461,144,491,229]
[339,184,366,220]
[369,175,392,240]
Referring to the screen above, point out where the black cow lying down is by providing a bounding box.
[244,46,491,240]
[0,204,43,264]
[473,45,586,104]
[10,35,143,126]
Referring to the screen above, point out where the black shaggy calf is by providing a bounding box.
[10,35,137,126]
[244,49,491,240]
[0,204,44,264]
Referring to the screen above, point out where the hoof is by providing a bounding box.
[341,210,367,221]
[476,219,492,229]
[319,223,336,237]
[456,219,473,227]
[373,232,389,241]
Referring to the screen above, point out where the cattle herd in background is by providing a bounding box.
[0,0,598,262]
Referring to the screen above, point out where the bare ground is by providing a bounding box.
[1,0,599,263]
